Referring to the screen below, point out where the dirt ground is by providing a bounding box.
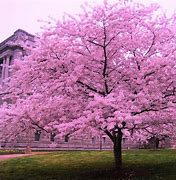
[0,152,50,161]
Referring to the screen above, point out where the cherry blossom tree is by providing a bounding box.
[1,0,176,169]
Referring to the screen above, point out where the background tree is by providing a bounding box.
[1,0,176,169]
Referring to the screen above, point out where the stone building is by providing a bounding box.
[0,29,175,150]
[0,29,35,85]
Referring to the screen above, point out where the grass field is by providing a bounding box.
[0,149,176,180]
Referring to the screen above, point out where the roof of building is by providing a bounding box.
[0,29,35,54]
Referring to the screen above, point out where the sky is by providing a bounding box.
[0,0,176,42]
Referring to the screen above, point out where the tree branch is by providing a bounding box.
[131,106,168,116]
[77,80,105,96]
[145,32,156,56]
[144,71,155,79]
[0,91,11,96]
[105,36,115,47]
[102,20,109,95]
[104,129,114,142]
[87,40,103,47]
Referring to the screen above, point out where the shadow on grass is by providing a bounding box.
[1,162,175,180]
[70,161,176,180]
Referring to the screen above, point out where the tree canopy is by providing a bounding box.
[0,0,176,168]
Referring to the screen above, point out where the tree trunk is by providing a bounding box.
[99,134,102,151]
[113,129,123,170]
[104,127,124,170]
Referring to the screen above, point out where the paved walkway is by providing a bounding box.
[0,152,49,161]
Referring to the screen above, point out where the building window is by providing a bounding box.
[50,132,56,142]
[102,137,106,144]
[122,138,126,144]
[92,137,95,144]
[9,56,13,65]
[35,130,41,141]
[64,135,69,143]
[0,58,3,78]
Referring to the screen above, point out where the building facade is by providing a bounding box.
[0,29,175,150]
[0,29,35,85]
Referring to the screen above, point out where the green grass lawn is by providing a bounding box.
[0,149,176,180]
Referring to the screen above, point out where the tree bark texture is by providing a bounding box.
[113,129,123,170]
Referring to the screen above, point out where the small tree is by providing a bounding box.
[1,0,176,169]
